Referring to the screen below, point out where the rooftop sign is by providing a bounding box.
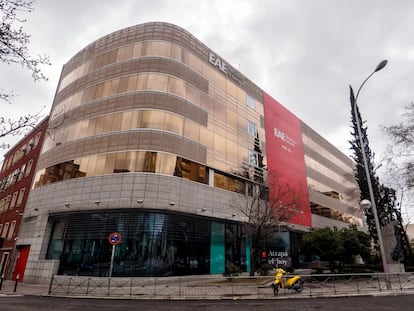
[208,52,243,84]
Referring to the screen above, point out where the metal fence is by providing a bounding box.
[48,272,414,299]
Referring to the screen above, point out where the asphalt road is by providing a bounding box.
[0,294,413,311]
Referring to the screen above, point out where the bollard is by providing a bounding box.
[13,274,19,292]
[0,274,4,290]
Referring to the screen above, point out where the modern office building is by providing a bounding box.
[14,22,362,283]
[0,117,48,281]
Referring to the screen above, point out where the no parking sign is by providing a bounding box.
[108,232,122,245]
[108,232,122,278]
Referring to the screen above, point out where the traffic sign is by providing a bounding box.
[108,232,122,245]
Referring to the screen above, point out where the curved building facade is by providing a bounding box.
[16,22,362,283]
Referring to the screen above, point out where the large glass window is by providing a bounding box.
[214,171,245,194]
[48,211,215,277]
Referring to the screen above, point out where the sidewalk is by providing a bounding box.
[1,276,413,299]
[0,280,50,296]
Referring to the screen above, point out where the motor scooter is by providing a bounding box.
[272,267,304,295]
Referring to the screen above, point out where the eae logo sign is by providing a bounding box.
[208,52,243,84]
[274,127,297,153]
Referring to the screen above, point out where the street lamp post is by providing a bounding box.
[349,60,390,288]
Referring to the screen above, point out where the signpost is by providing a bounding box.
[108,232,122,278]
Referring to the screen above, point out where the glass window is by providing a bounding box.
[121,111,133,131]
[109,79,120,96]
[0,199,5,214]
[118,76,129,94]
[95,155,106,175]
[247,121,257,136]
[214,171,245,194]
[248,150,259,167]
[143,152,157,173]
[33,134,40,148]
[247,95,256,110]
[127,75,138,92]
[146,74,168,92]
[10,191,18,209]
[150,41,171,57]
[170,44,182,61]
[214,134,226,154]
[164,113,183,135]
[226,108,237,129]
[114,153,128,173]
[200,127,213,149]
[99,154,112,174]
[25,159,33,176]
[95,84,104,99]
[102,81,111,98]
[183,120,200,142]
[94,116,105,134]
[132,42,142,58]
[46,220,67,260]
[225,80,238,98]
[1,222,9,238]
[125,152,137,173]
[142,110,165,129]
[16,187,25,206]
[116,46,127,62]
[86,155,98,175]
[226,140,238,161]
[135,152,146,172]
[187,53,203,73]
[157,153,176,175]
[111,113,123,131]
[136,73,147,90]
[7,220,16,240]
[167,77,186,97]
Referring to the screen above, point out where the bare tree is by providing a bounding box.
[382,102,414,190]
[230,173,306,276]
[1,0,50,147]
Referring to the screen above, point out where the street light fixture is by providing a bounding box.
[349,60,390,288]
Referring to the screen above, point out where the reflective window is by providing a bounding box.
[247,95,256,110]
[46,210,242,277]
[214,134,226,155]
[247,121,256,136]
[33,151,212,189]
[214,171,245,194]
[248,150,259,167]
[49,41,267,187]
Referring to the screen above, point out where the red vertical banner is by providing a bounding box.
[263,92,311,226]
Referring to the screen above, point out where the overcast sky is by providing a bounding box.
[1,0,413,219]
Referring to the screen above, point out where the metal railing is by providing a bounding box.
[48,272,414,299]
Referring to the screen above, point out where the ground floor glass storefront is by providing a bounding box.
[46,210,249,277]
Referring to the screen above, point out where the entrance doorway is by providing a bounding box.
[13,246,30,281]
[0,252,9,278]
